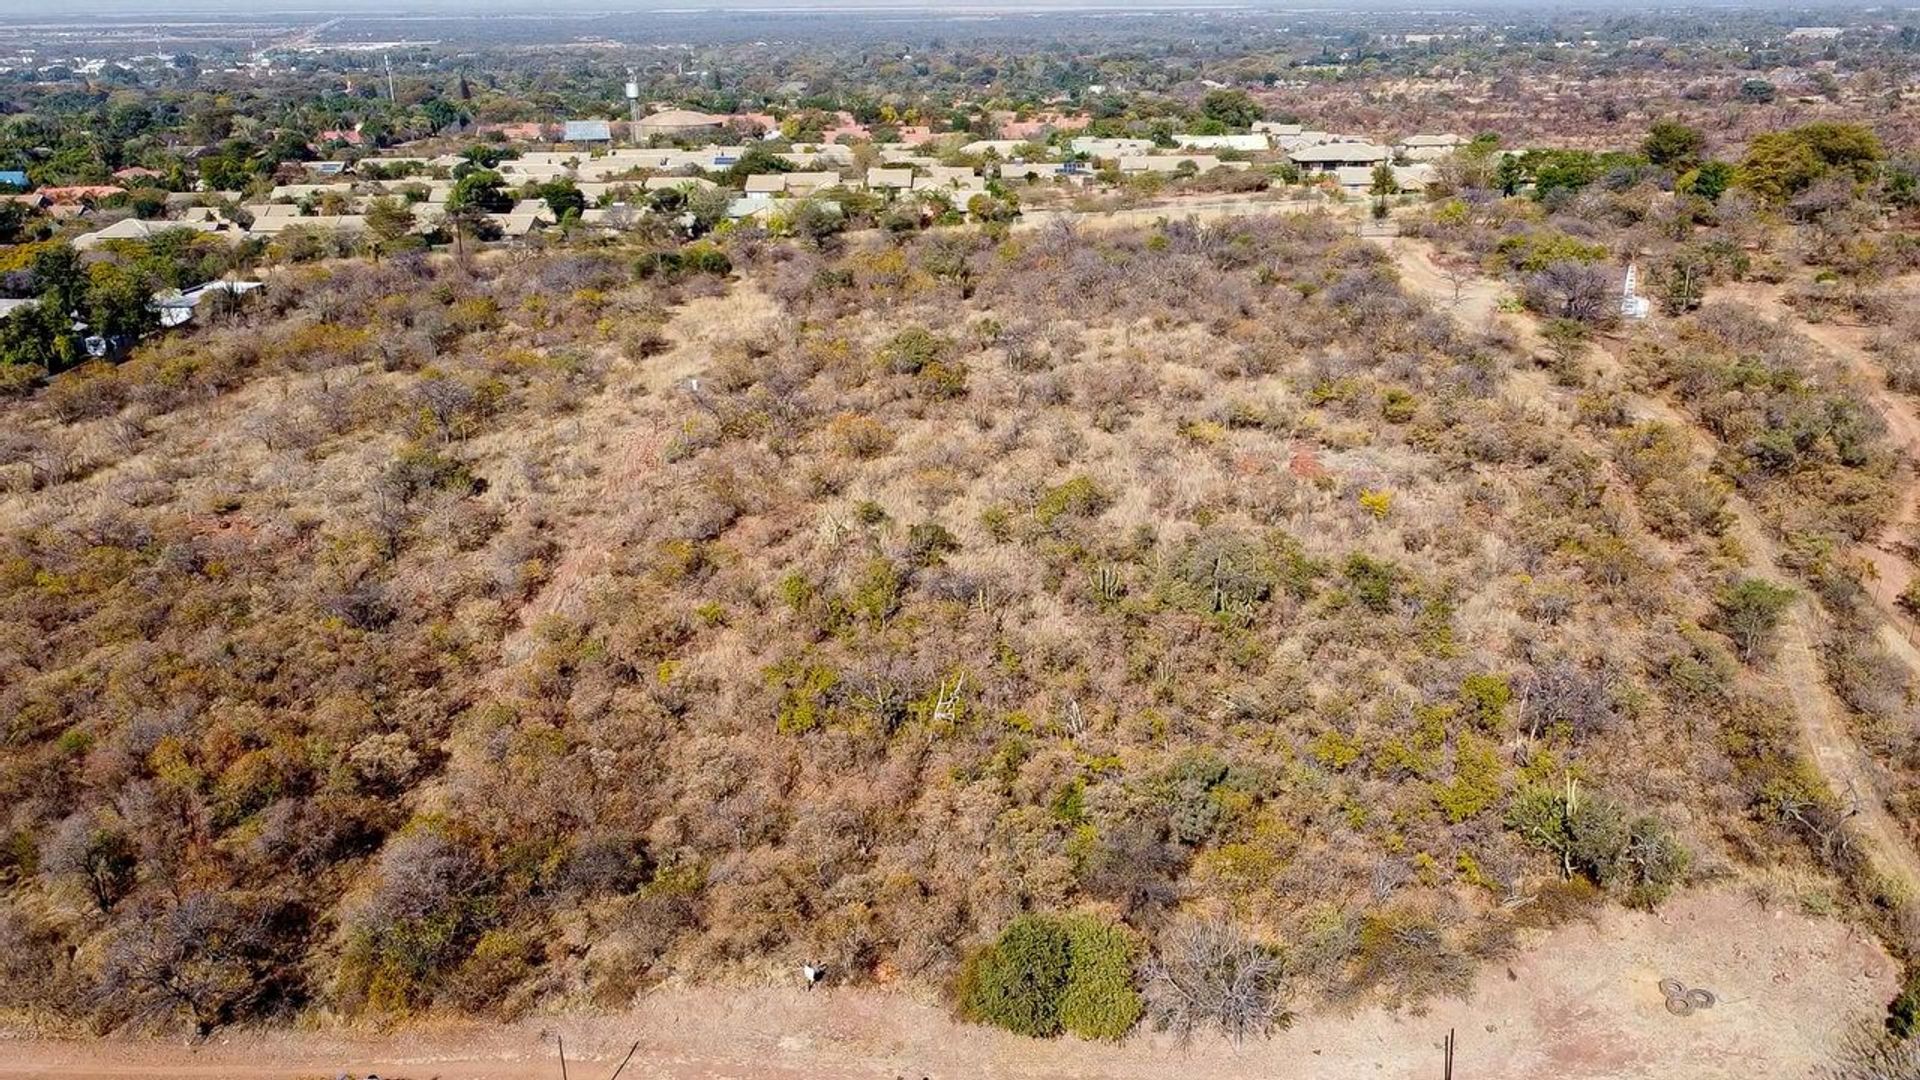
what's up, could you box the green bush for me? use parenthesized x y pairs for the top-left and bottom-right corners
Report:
(1434, 733), (1503, 823)
(1343, 553), (1398, 613)
(1160, 530), (1322, 620)
(1058, 918), (1143, 1040)
(1713, 577), (1796, 662)
(957, 913), (1142, 1040)
(1505, 784), (1690, 904)
(633, 242), (732, 282)
(1458, 673), (1511, 731)
(957, 915), (1072, 1036)
(1888, 965), (1920, 1039)
(878, 325), (950, 375)
(1034, 475), (1109, 527)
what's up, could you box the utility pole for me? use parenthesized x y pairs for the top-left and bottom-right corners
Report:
(384, 52), (397, 103)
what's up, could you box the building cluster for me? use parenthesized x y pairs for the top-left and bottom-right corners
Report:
(5, 99), (1472, 253)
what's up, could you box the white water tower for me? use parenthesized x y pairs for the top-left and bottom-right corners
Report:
(625, 69), (640, 135)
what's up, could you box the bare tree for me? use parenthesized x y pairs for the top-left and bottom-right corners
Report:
(1525, 260), (1615, 325)
(99, 891), (286, 1035)
(42, 811), (138, 914)
(1142, 915), (1287, 1042)
(1519, 658), (1617, 742)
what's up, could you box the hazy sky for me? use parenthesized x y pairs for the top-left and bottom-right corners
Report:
(0, 0), (1874, 19)
(5, 0), (1871, 12)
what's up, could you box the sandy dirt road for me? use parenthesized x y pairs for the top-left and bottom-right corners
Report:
(1375, 239), (1920, 907)
(1715, 280), (1920, 657)
(0, 889), (1892, 1080)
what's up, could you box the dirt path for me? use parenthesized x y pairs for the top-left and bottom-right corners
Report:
(1715, 280), (1920, 661)
(0, 889), (1892, 1080)
(1376, 242), (1920, 906)
(1373, 234), (1541, 350)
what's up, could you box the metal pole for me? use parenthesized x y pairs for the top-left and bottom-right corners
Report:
(606, 1040), (640, 1080)
(557, 1034), (569, 1080)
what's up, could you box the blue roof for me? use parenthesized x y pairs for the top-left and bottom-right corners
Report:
(563, 120), (612, 142)
(0, 170), (27, 189)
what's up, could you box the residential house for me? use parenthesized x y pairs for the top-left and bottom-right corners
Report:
(865, 167), (915, 191)
(1332, 163), (1436, 194)
(72, 217), (227, 251)
(820, 113), (871, 143)
(726, 195), (777, 220)
(1070, 136), (1155, 159)
(487, 213), (548, 239)
(743, 171), (841, 197)
(998, 112), (1090, 140)
(1289, 143), (1392, 171)
(959, 139), (1029, 158)
(239, 202), (305, 221)
(509, 199), (558, 224)
(727, 112), (779, 136)
(477, 122), (550, 141)
(1173, 133), (1270, 152)
(1396, 134), (1468, 161)
(356, 156), (431, 170)
(562, 120), (614, 144)
(268, 183), (354, 201)
(1118, 154), (1240, 175)
(579, 205), (645, 231)
(37, 185), (126, 203)
(1001, 162), (1086, 183)
(152, 280), (262, 327)
(634, 108), (726, 138)
(780, 144), (856, 168)
(247, 215), (367, 238)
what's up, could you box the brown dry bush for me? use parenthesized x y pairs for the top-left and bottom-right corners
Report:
(0, 217), (1801, 1034)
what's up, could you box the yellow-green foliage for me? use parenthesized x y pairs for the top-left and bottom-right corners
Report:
(1457, 674), (1511, 732)
(957, 913), (1142, 1041)
(767, 658), (840, 734)
(1434, 733), (1503, 822)
(1057, 917), (1144, 1041)
(1309, 729), (1362, 770)
(1034, 475), (1110, 527)
(1374, 706), (1447, 779)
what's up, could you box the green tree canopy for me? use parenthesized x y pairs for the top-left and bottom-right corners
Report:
(1200, 89), (1261, 130)
(1642, 119), (1705, 169)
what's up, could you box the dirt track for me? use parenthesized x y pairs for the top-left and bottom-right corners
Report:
(0, 889), (1892, 1080)
(1376, 241), (1920, 905)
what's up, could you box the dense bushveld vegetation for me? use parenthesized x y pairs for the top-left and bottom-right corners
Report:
(0, 207), (1894, 1040)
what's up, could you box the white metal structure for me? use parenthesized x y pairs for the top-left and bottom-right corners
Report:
(1621, 262), (1652, 320)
